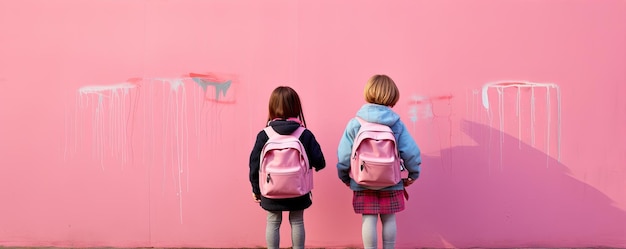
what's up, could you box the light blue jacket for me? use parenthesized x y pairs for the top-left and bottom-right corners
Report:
(337, 103), (422, 191)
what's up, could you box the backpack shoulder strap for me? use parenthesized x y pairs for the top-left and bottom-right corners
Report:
(355, 117), (381, 131)
(264, 126), (278, 138)
(291, 126), (306, 138)
(355, 117), (366, 126)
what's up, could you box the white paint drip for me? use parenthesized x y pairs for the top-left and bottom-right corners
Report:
(77, 83), (138, 169)
(71, 76), (234, 224)
(546, 87), (551, 167)
(497, 87), (504, 170)
(481, 81), (562, 168)
(531, 87), (536, 147)
(472, 89), (480, 136)
(153, 78), (190, 224)
(556, 88), (562, 161)
(516, 88), (521, 149)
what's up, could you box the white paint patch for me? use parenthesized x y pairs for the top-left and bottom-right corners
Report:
(408, 95), (434, 124)
(79, 83), (137, 95)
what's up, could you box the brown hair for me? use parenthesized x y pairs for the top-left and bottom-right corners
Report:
(364, 74), (400, 107)
(267, 86), (307, 127)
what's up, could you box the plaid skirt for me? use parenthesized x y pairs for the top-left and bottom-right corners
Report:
(353, 190), (405, 214)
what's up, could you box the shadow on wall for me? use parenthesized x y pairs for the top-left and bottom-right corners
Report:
(397, 120), (626, 248)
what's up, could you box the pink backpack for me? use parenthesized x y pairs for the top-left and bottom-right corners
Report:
(259, 126), (313, 198)
(350, 117), (404, 189)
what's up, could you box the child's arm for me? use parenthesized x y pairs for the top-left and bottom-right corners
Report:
(336, 119), (357, 184)
(396, 121), (422, 181)
(303, 130), (326, 171)
(249, 131), (268, 195)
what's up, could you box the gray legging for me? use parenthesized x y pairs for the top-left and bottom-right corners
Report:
(362, 213), (397, 249)
(266, 210), (305, 249)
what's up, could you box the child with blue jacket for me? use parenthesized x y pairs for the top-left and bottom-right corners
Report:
(337, 74), (422, 249)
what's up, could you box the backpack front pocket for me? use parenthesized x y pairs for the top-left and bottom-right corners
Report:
(354, 159), (401, 189)
(262, 167), (311, 198)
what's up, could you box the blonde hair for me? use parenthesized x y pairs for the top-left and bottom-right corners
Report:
(364, 74), (400, 107)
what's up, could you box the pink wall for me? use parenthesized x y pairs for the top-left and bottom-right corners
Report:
(1, 0), (625, 248)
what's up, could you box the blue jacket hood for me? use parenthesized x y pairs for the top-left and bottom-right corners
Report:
(356, 103), (400, 127)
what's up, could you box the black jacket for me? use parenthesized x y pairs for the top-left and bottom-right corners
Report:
(249, 119), (326, 211)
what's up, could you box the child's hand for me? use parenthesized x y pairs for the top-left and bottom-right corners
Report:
(403, 178), (415, 187)
(252, 193), (261, 203)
